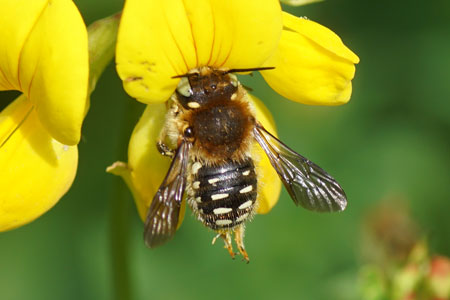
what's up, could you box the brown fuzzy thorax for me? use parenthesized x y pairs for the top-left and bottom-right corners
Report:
(184, 99), (254, 163)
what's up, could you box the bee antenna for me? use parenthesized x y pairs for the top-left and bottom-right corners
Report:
(241, 84), (253, 92)
(171, 72), (199, 79)
(224, 67), (275, 74)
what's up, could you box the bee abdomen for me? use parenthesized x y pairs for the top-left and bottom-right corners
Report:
(188, 158), (257, 230)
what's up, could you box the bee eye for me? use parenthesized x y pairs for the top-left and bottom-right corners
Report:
(211, 84), (217, 90)
(176, 77), (192, 97)
(184, 126), (194, 138)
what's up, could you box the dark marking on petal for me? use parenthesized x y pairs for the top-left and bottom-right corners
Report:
(125, 76), (143, 82)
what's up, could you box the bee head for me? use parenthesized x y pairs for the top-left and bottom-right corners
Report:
(174, 68), (238, 110)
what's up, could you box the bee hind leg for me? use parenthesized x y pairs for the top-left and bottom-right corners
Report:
(212, 232), (236, 260)
(234, 225), (250, 263)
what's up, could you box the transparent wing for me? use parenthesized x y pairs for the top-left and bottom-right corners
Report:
(144, 141), (191, 248)
(254, 124), (347, 212)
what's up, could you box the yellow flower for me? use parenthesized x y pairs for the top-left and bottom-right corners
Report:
(111, 0), (359, 224)
(0, 0), (88, 231)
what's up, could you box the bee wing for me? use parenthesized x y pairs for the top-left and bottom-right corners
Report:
(254, 124), (347, 212)
(144, 141), (192, 248)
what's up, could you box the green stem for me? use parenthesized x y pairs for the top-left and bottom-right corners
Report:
(109, 90), (138, 300)
(109, 95), (141, 300)
(86, 12), (135, 300)
(110, 173), (133, 300)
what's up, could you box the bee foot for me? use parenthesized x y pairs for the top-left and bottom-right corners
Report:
(219, 232), (236, 260)
(234, 226), (250, 263)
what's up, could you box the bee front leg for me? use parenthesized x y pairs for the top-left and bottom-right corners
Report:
(156, 141), (175, 158)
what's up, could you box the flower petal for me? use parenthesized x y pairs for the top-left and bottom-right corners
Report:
(116, 0), (282, 103)
(0, 95), (78, 231)
(110, 103), (178, 224)
(0, 0), (46, 90)
(247, 94), (282, 214)
(0, 0), (89, 145)
(262, 12), (359, 105)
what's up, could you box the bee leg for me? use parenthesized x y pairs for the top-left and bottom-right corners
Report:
(211, 233), (222, 245)
(156, 141), (175, 158)
(224, 232), (236, 260)
(214, 232), (235, 260)
(234, 226), (250, 263)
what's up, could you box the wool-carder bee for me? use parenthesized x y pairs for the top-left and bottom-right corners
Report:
(144, 66), (347, 262)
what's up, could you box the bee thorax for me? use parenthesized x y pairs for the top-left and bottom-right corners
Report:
(187, 100), (254, 162)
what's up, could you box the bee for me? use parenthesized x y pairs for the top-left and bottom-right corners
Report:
(144, 66), (347, 262)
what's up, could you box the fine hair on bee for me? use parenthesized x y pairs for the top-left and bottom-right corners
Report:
(144, 66), (347, 262)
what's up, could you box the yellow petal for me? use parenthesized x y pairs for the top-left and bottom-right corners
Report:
(283, 13), (359, 63)
(0, 0), (46, 90)
(0, 95), (78, 231)
(116, 0), (282, 103)
(107, 160), (187, 229)
(262, 12), (359, 105)
(247, 94), (282, 214)
(108, 103), (175, 224)
(0, 0), (89, 145)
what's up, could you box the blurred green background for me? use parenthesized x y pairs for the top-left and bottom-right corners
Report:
(1, 0), (449, 299)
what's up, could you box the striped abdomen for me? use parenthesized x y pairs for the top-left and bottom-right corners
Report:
(187, 158), (257, 230)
